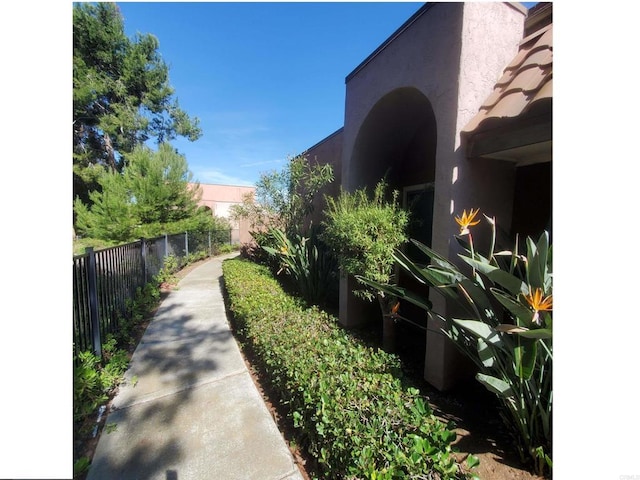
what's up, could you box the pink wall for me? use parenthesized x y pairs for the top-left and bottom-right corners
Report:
(189, 183), (256, 245)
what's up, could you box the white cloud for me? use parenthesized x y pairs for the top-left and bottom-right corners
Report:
(192, 167), (256, 187)
(239, 158), (284, 168)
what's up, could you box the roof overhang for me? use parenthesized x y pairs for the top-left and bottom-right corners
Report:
(462, 3), (552, 167)
(465, 112), (551, 165)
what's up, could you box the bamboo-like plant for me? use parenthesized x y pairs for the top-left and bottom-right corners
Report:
(358, 210), (552, 475)
(321, 180), (409, 350)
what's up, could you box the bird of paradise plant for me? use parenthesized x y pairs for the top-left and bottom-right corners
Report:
(357, 211), (552, 475)
(261, 226), (338, 308)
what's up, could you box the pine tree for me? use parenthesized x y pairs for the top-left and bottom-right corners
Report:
(73, 3), (202, 204)
(74, 144), (218, 243)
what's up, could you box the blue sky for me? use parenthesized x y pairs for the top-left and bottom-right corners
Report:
(117, 2), (537, 187)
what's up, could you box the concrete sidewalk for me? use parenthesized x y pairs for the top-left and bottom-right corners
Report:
(87, 253), (304, 480)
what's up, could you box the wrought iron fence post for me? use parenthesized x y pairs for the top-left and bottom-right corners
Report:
(229, 228), (232, 245)
(140, 238), (147, 284)
(185, 231), (189, 258)
(208, 230), (212, 257)
(86, 247), (102, 359)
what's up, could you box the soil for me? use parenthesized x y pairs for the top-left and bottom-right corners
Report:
(75, 257), (547, 480)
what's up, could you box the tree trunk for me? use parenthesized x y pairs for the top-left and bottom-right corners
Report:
(104, 132), (118, 171)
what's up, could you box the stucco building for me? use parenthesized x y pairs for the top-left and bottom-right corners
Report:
(190, 183), (255, 245)
(303, 2), (552, 390)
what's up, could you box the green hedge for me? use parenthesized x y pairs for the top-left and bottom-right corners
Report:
(222, 258), (473, 480)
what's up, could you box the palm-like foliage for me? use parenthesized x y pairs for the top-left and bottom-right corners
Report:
(358, 213), (552, 475)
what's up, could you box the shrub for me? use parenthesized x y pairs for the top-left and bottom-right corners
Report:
(155, 254), (179, 285)
(230, 154), (334, 236)
(74, 276), (163, 475)
(73, 336), (129, 423)
(321, 180), (409, 349)
(359, 210), (552, 475)
(223, 258), (474, 479)
(217, 243), (238, 254)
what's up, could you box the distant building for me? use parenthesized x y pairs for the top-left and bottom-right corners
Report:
(189, 183), (255, 245)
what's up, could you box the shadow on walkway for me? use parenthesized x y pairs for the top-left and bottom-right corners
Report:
(87, 253), (303, 480)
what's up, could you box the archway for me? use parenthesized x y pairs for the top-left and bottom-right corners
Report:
(347, 87), (437, 367)
(349, 87), (437, 193)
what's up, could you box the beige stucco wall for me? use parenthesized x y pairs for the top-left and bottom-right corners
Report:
(338, 2), (527, 390)
(429, 2), (526, 389)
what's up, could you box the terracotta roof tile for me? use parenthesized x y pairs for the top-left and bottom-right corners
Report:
(462, 23), (552, 136)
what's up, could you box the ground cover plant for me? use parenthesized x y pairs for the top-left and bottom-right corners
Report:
(359, 211), (552, 476)
(223, 258), (479, 480)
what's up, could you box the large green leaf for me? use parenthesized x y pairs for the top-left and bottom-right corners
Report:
(453, 319), (503, 347)
(476, 373), (514, 398)
(457, 251), (526, 296)
(393, 248), (431, 285)
(490, 288), (535, 327)
(527, 231), (549, 289)
(458, 255), (498, 276)
(459, 278), (495, 321)
(514, 336), (537, 380)
(355, 276), (432, 312)
(495, 324), (528, 334)
(262, 245), (278, 256)
(409, 239), (458, 271)
(477, 338), (495, 368)
(393, 252), (462, 300)
(425, 266), (465, 288)
(517, 328), (552, 339)
(486, 269), (527, 296)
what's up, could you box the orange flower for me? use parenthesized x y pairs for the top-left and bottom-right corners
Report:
(391, 302), (400, 316)
(455, 208), (481, 235)
(525, 288), (553, 312)
(525, 287), (552, 326)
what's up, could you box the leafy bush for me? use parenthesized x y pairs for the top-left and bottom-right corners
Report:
(223, 258), (474, 479)
(155, 254), (180, 285)
(230, 154), (334, 236)
(359, 210), (552, 475)
(217, 243), (238, 254)
(185, 249), (209, 265)
(73, 336), (129, 422)
(74, 277), (160, 422)
(321, 180), (409, 349)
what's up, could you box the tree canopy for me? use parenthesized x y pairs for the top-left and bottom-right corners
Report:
(229, 154), (334, 236)
(73, 2), (202, 203)
(74, 143), (223, 243)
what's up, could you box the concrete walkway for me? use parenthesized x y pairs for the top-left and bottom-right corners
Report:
(87, 253), (304, 480)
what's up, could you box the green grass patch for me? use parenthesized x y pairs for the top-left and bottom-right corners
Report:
(223, 258), (473, 479)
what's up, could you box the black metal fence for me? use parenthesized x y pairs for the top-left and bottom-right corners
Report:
(73, 229), (232, 360)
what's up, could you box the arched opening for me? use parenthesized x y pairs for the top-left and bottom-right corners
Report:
(200, 205), (213, 216)
(349, 87), (437, 192)
(347, 87), (437, 371)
